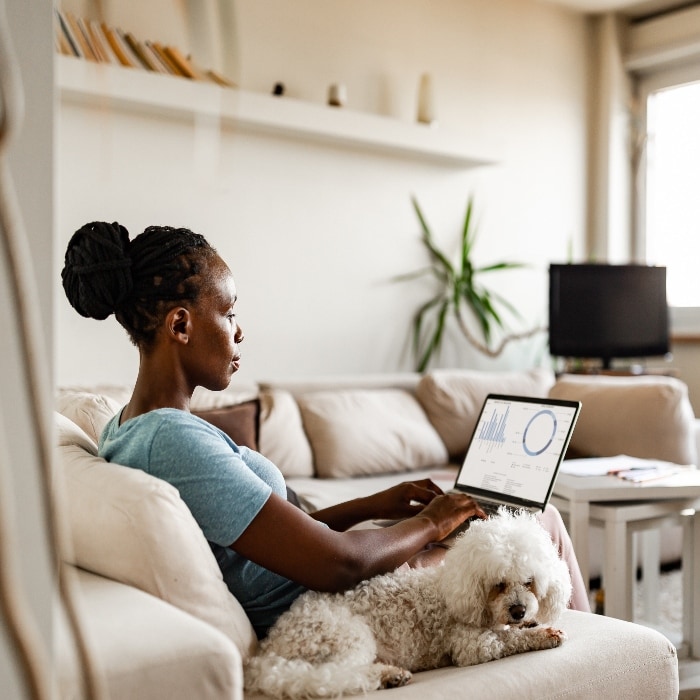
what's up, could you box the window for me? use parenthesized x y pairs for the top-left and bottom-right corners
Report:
(644, 80), (700, 307)
(637, 64), (700, 333)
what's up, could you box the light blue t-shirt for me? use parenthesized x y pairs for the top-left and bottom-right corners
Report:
(99, 408), (306, 638)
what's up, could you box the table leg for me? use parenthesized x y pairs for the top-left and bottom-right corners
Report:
(567, 501), (591, 593)
(640, 529), (660, 623)
(603, 517), (634, 620)
(690, 509), (699, 658)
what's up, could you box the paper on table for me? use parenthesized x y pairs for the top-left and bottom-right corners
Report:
(560, 454), (687, 478)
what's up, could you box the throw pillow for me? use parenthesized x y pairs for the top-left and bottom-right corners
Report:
(55, 412), (258, 659)
(192, 400), (260, 451)
(416, 368), (556, 459)
(297, 389), (448, 478)
(549, 374), (697, 465)
(257, 389), (315, 478)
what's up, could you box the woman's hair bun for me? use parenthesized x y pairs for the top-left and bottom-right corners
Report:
(61, 221), (134, 320)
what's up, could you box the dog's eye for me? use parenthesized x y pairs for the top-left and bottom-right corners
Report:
(524, 579), (534, 589)
(496, 582), (507, 594)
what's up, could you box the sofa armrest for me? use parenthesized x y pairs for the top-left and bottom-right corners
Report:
(58, 568), (243, 700)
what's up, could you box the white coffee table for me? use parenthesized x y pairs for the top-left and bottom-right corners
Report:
(551, 468), (700, 658)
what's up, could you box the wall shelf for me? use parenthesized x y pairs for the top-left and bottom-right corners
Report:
(57, 56), (495, 168)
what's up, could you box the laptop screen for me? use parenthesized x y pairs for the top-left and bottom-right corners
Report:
(453, 394), (581, 510)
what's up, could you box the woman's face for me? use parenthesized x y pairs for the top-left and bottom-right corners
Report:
(184, 256), (244, 392)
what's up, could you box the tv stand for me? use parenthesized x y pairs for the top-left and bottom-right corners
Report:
(572, 368), (678, 377)
(556, 358), (678, 378)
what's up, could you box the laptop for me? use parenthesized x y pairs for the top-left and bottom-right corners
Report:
(449, 393), (581, 516)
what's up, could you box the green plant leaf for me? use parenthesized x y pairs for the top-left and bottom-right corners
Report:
(461, 196), (475, 273)
(390, 267), (435, 283)
(411, 196), (454, 277)
(416, 298), (450, 372)
(411, 293), (446, 356)
(462, 287), (493, 341)
(476, 262), (525, 273)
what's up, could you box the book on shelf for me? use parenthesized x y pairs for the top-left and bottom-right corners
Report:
(55, 9), (81, 58)
(144, 41), (179, 75)
(64, 12), (98, 62)
(142, 41), (176, 74)
(162, 45), (199, 80)
(77, 17), (102, 62)
(149, 42), (187, 77)
(86, 19), (119, 65)
(100, 23), (138, 68)
(205, 68), (237, 88)
(123, 32), (164, 73)
(54, 16), (75, 57)
(54, 10), (238, 89)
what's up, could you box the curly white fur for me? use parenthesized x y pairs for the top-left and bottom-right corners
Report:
(245, 508), (572, 699)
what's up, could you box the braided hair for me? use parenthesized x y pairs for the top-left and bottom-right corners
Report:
(62, 222), (218, 347)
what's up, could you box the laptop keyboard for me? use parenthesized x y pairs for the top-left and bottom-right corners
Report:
(478, 500), (503, 516)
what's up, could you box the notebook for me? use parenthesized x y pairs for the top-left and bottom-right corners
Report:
(449, 394), (581, 515)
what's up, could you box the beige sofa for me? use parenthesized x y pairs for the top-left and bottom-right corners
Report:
(55, 369), (697, 699)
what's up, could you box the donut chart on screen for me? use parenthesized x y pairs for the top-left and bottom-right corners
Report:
(522, 409), (557, 456)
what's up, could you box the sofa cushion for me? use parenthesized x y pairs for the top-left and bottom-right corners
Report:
(297, 389), (448, 478)
(56, 391), (122, 444)
(55, 412), (258, 660)
(257, 389), (315, 478)
(58, 384), (133, 409)
(192, 400), (260, 451)
(549, 374), (698, 465)
(250, 611), (678, 700)
(416, 368), (556, 459)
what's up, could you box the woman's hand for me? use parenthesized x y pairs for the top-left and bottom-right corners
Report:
(364, 479), (445, 520)
(415, 492), (487, 542)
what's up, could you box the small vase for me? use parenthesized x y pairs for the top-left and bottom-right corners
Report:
(417, 73), (436, 125)
(328, 83), (347, 107)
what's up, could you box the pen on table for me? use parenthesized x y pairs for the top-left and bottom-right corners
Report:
(607, 466), (658, 475)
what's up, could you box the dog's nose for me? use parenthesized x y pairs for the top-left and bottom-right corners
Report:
(509, 604), (526, 621)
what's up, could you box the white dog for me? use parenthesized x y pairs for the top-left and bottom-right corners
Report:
(244, 508), (572, 699)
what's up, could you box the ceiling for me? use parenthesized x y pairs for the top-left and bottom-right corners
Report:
(545, 0), (695, 16)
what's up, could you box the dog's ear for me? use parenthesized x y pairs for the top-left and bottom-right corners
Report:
(438, 537), (494, 628)
(535, 558), (572, 623)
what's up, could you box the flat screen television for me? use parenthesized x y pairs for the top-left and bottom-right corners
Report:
(548, 263), (669, 369)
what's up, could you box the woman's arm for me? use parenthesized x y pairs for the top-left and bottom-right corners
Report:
(230, 490), (484, 592)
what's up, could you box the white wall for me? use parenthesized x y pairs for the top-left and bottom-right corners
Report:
(56, 0), (591, 388)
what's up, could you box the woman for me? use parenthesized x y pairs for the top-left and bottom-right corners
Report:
(61, 221), (589, 638)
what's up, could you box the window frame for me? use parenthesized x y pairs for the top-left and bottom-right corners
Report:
(634, 62), (700, 336)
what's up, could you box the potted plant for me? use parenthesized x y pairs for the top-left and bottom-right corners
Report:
(396, 194), (544, 371)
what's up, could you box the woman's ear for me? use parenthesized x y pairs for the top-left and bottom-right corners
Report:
(166, 307), (191, 344)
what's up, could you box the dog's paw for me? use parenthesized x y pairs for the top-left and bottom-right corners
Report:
(538, 626), (567, 647)
(379, 665), (412, 688)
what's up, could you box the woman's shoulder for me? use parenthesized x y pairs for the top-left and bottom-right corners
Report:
(111, 407), (217, 432)
(101, 407), (234, 453)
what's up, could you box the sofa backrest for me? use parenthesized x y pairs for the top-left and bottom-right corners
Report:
(256, 369), (559, 477)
